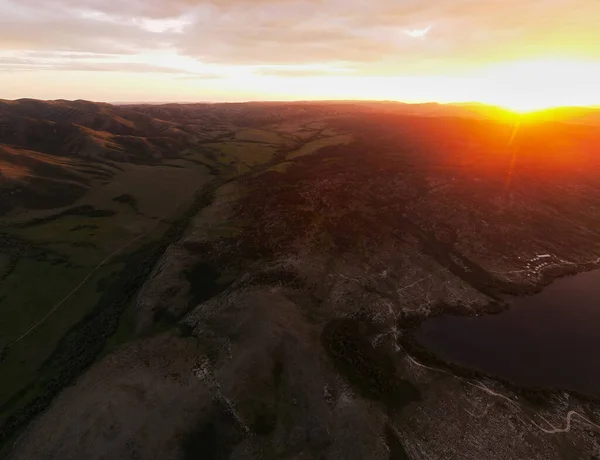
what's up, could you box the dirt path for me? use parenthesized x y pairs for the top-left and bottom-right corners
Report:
(401, 345), (600, 435)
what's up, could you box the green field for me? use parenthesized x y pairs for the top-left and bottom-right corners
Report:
(204, 142), (278, 166)
(266, 162), (294, 173)
(0, 255), (10, 279)
(0, 158), (213, 430)
(234, 128), (286, 144)
(0, 109), (356, 453)
(0, 260), (118, 408)
(286, 134), (354, 159)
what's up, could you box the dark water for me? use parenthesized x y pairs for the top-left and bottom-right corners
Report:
(417, 269), (600, 394)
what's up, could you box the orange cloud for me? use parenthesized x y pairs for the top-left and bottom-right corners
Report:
(2, 0), (600, 103)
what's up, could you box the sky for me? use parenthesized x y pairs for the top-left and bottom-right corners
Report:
(2, 0), (600, 110)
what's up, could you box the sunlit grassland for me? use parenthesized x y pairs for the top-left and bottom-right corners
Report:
(0, 161), (211, 227)
(10, 216), (140, 259)
(267, 118), (338, 139)
(234, 128), (286, 144)
(182, 129), (285, 180)
(266, 162), (293, 173)
(204, 142), (278, 166)
(269, 123), (322, 140)
(286, 134), (354, 160)
(82, 162), (210, 218)
(1, 161), (212, 262)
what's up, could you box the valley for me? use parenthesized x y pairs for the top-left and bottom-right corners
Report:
(1, 99), (600, 459)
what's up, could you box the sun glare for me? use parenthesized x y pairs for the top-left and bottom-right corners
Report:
(472, 59), (600, 113)
(222, 58), (600, 114)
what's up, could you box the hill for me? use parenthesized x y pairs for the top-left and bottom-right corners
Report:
(0, 99), (200, 216)
(2, 100), (600, 460)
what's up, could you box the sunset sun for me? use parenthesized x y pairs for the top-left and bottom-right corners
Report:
(472, 59), (600, 113)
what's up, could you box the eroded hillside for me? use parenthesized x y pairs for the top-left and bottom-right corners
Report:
(2, 101), (600, 459)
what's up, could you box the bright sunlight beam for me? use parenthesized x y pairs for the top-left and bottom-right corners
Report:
(472, 59), (600, 113)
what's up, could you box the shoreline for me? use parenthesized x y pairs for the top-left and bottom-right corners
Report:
(397, 260), (600, 406)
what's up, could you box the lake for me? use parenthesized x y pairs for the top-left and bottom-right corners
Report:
(417, 269), (600, 395)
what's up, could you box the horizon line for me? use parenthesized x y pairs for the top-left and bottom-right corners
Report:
(3, 97), (600, 113)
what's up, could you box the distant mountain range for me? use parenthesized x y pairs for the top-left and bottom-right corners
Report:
(4, 98), (600, 460)
(115, 99), (600, 126)
(2, 98), (599, 216)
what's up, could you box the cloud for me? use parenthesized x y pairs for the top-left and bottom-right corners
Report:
(0, 0), (182, 54)
(252, 65), (357, 77)
(0, 50), (237, 78)
(2, 0), (599, 76)
(171, 0), (600, 69)
(0, 56), (194, 74)
(11, 0), (197, 20)
(176, 73), (229, 80)
(405, 25), (431, 38)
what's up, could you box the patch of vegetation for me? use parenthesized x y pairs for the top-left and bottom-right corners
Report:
(0, 255), (8, 275)
(0, 241), (163, 451)
(0, 255), (16, 282)
(95, 266), (124, 293)
(12, 215), (140, 259)
(0, 181), (218, 454)
(204, 142), (277, 167)
(0, 232), (67, 265)
(385, 424), (409, 460)
(237, 267), (305, 290)
(81, 161), (212, 219)
(112, 193), (139, 212)
(15, 205), (116, 228)
(322, 318), (420, 409)
(70, 224), (99, 232)
(265, 162), (293, 173)
(181, 399), (247, 460)
(234, 128), (286, 144)
(286, 134), (353, 160)
(101, 297), (137, 352)
(0, 260), (116, 409)
(185, 262), (224, 307)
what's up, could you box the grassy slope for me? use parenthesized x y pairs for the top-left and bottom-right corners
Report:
(0, 104), (350, 456)
(0, 255), (9, 279)
(234, 128), (286, 144)
(0, 159), (212, 433)
(287, 134), (354, 160)
(0, 262), (118, 407)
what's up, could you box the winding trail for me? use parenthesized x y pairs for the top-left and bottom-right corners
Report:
(335, 241), (600, 435)
(401, 346), (600, 435)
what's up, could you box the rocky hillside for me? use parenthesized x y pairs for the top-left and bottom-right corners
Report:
(3, 101), (600, 460)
